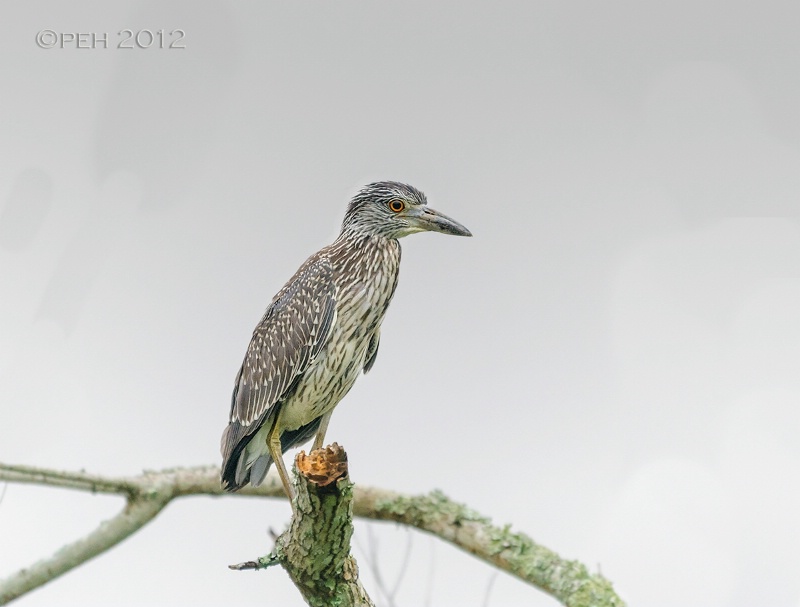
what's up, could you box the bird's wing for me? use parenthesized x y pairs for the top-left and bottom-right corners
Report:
(221, 256), (336, 461)
(363, 329), (380, 373)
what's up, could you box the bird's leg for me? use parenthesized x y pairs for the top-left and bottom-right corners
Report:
(312, 410), (333, 451)
(267, 421), (296, 509)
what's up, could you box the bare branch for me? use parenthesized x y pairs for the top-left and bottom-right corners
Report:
(391, 531), (413, 601)
(355, 523), (396, 607)
(482, 571), (498, 607)
(0, 491), (169, 604)
(0, 463), (141, 496)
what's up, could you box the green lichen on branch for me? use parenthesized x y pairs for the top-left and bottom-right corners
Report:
(357, 488), (625, 607)
(374, 488), (490, 528)
(229, 551), (281, 571)
(486, 525), (623, 607)
(281, 476), (357, 603)
(232, 445), (374, 607)
(2, 461), (626, 607)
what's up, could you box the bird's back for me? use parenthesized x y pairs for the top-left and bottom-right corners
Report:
(220, 233), (401, 490)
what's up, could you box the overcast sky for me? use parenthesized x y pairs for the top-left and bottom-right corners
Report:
(2, 2), (799, 606)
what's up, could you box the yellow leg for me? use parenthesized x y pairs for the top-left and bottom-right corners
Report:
(267, 421), (296, 510)
(312, 411), (333, 451)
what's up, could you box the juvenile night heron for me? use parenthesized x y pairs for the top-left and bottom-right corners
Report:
(220, 182), (471, 504)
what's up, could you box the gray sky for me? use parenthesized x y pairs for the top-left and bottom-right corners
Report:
(2, 2), (799, 606)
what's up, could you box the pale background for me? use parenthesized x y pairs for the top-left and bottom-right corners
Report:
(1, 2), (799, 606)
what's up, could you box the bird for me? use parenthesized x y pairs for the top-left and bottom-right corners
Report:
(220, 182), (471, 507)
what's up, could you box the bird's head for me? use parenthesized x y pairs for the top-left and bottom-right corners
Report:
(341, 181), (472, 240)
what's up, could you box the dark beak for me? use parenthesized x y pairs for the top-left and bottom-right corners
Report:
(407, 206), (472, 237)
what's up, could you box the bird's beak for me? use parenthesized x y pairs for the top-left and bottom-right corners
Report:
(405, 206), (472, 237)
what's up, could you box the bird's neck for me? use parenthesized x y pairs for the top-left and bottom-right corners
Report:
(335, 227), (396, 249)
(328, 230), (401, 275)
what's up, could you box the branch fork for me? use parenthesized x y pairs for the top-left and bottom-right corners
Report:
(0, 455), (625, 607)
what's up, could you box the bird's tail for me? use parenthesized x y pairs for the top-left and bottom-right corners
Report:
(220, 423), (274, 491)
(221, 450), (274, 491)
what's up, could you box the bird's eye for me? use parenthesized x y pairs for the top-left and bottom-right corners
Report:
(388, 200), (405, 213)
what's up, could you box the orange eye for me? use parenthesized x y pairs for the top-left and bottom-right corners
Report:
(389, 200), (405, 213)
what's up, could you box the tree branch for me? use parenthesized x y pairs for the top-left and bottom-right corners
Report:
(353, 487), (622, 607)
(232, 444), (374, 606)
(0, 492), (169, 604)
(0, 461), (625, 607)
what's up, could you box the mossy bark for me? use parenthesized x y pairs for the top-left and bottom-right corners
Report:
(251, 444), (374, 607)
(354, 488), (625, 607)
(1, 461), (626, 606)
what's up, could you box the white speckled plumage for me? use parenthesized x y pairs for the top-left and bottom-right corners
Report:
(220, 182), (470, 494)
